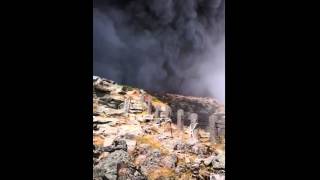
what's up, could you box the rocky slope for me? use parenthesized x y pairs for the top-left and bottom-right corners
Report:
(93, 76), (225, 180)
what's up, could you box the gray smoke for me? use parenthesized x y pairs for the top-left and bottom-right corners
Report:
(93, 0), (225, 103)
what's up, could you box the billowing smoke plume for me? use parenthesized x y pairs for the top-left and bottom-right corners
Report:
(93, 0), (225, 103)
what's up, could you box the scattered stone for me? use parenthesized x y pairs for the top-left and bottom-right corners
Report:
(102, 139), (128, 152)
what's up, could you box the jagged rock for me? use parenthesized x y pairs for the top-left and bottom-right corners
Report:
(93, 149), (129, 180)
(93, 140), (146, 180)
(94, 83), (112, 94)
(99, 97), (123, 109)
(102, 139), (128, 152)
(93, 150), (146, 180)
(129, 102), (144, 113)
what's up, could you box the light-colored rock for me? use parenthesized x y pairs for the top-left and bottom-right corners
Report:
(204, 155), (215, 166)
(117, 125), (143, 137)
(160, 155), (177, 168)
(210, 174), (225, 180)
(194, 158), (203, 164)
(199, 131), (210, 138)
(134, 154), (147, 166)
(103, 135), (116, 147)
(126, 139), (137, 153)
(212, 153), (225, 169)
(93, 77), (225, 180)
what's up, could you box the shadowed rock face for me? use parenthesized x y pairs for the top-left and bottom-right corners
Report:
(149, 92), (224, 130)
(93, 140), (146, 180)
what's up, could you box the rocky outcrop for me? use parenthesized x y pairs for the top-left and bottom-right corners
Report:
(93, 139), (146, 180)
(93, 76), (225, 180)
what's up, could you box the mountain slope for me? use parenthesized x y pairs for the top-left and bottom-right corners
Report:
(93, 76), (225, 180)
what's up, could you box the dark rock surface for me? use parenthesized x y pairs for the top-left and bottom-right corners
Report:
(93, 140), (146, 180)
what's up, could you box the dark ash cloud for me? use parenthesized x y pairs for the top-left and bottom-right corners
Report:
(93, 0), (225, 103)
